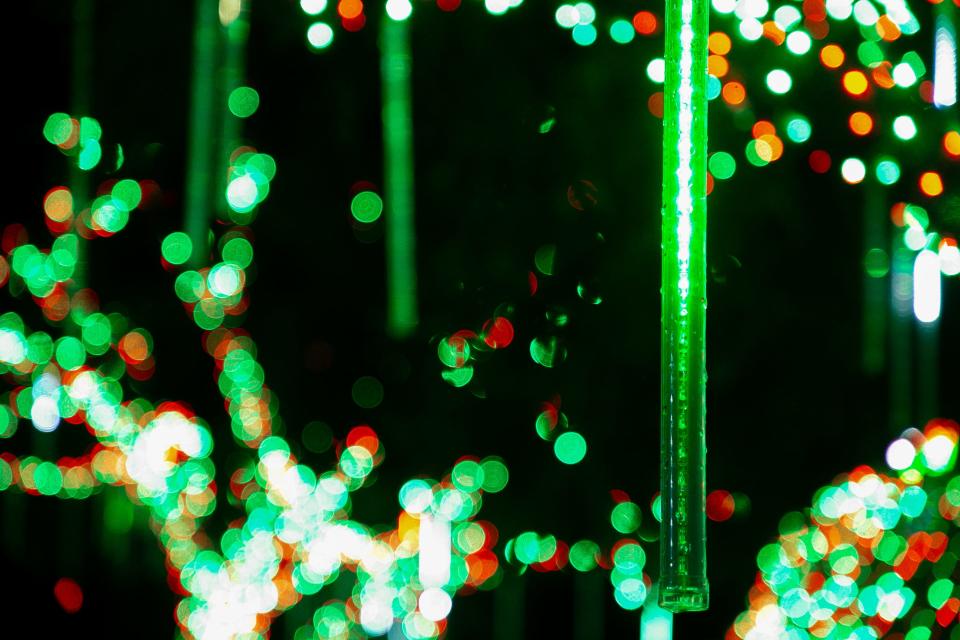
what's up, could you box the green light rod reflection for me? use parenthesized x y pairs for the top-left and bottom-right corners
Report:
(659, 0), (709, 613)
(381, 14), (419, 339)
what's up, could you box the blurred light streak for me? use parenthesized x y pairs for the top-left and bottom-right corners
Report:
(913, 249), (941, 323)
(862, 185), (887, 375)
(184, 0), (221, 266)
(933, 5), (957, 108)
(642, 584), (675, 639)
(418, 513), (451, 588)
(382, 14), (419, 338)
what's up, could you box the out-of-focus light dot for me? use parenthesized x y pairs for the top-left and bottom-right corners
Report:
(739, 18), (763, 41)
(31, 396), (60, 432)
(351, 376), (384, 409)
(569, 540), (599, 571)
(921, 434), (954, 470)
(54, 578), (83, 614)
(572, 23), (597, 46)
(875, 159), (900, 185)
(228, 87), (260, 118)
(893, 115), (917, 140)
(886, 438), (915, 470)
(786, 31), (811, 54)
(820, 44), (845, 68)
(300, 0), (327, 14)
(713, 0), (736, 13)
(940, 243), (960, 276)
(709, 32), (732, 55)
(706, 489), (736, 521)
(419, 588), (452, 622)
(226, 174), (258, 211)
(351, 191), (383, 223)
(848, 111), (873, 135)
(766, 69), (792, 94)
(786, 116), (811, 143)
(208, 263), (241, 297)
(574, 2), (595, 24)
(162, 232), (193, 265)
(919, 171), (943, 197)
(480, 457), (509, 492)
(554, 431), (587, 464)
(609, 19), (635, 44)
(555, 5), (579, 28)
(841, 158), (866, 184)
(843, 70), (869, 96)
(647, 58), (665, 83)
(307, 22), (334, 49)
(904, 226), (927, 251)
(485, 0), (510, 15)
(826, 0), (853, 20)
(892, 62), (917, 87)
(707, 75), (721, 100)
(632, 11), (657, 34)
(610, 501), (642, 533)
(722, 81), (746, 105)
(773, 5), (801, 29)
(864, 247), (890, 277)
(709, 151), (737, 180)
(386, 0), (412, 21)
(944, 131), (960, 158)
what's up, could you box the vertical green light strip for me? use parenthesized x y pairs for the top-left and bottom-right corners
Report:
(381, 15), (419, 339)
(69, 0), (92, 293)
(659, 0), (709, 613)
(183, 0), (221, 267)
(889, 241), (913, 430)
(217, 1), (250, 220)
(861, 185), (886, 375)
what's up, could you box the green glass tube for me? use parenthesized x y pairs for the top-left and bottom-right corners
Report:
(68, 0), (92, 294)
(381, 15), (419, 339)
(217, 2), (251, 221)
(659, 0), (709, 613)
(183, 0), (220, 268)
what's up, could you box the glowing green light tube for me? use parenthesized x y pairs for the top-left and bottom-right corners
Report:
(69, 0), (92, 292)
(183, 0), (220, 267)
(659, 0), (709, 613)
(381, 14), (419, 339)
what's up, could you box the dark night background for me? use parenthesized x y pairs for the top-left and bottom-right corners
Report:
(2, 0), (957, 638)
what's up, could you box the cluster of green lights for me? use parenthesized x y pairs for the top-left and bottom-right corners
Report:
(42, 112), (107, 171)
(534, 402), (588, 465)
(169, 233), (254, 330)
(436, 315), (515, 389)
(225, 150), (276, 223)
(730, 419), (960, 639)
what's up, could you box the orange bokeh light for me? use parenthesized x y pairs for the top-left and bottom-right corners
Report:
(820, 44), (845, 68)
(848, 111), (874, 136)
(842, 70), (869, 96)
(722, 81), (746, 105)
(919, 172), (944, 197)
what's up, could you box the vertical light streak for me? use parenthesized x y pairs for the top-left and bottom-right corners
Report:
(418, 513), (450, 588)
(69, 0), (92, 293)
(642, 584), (675, 640)
(862, 186), (886, 375)
(659, 0), (709, 614)
(914, 249), (941, 323)
(381, 14), (419, 339)
(184, 0), (221, 267)
(217, 0), (250, 220)
(933, 4), (957, 109)
(889, 243), (913, 429)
